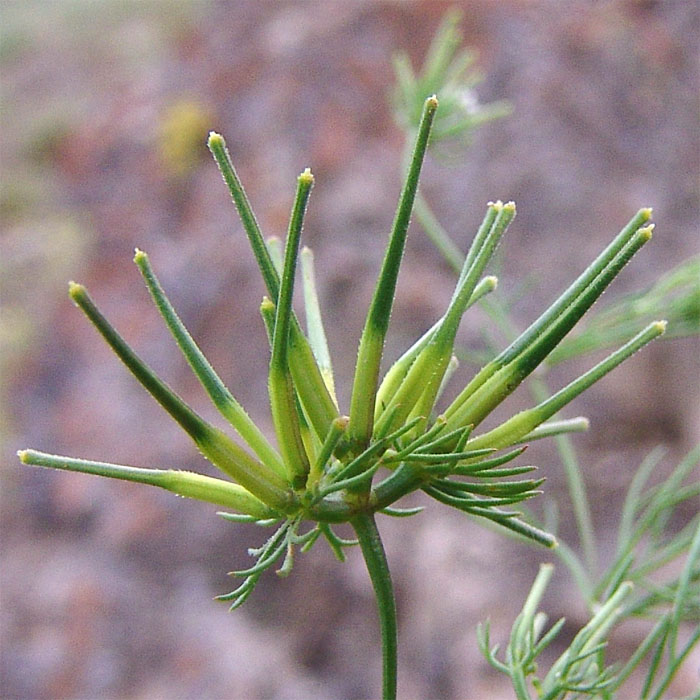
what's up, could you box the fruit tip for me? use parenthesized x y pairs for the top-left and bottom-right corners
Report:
(207, 131), (224, 148)
(68, 280), (85, 299)
(299, 167), (314, 185)
(334, 415), (350, 429)
(638, 223), (654, 241)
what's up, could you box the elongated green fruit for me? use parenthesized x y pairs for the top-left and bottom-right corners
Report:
(495, 206), (651, 364)
(467, 321), (666, 451)
(208, 132), (338, 439)
(269, 168), (314, 487)
(446, 224), (654, 430)
(347, 95), (439, 453)
(448, 207), (653, 414)
(18, 449), (276, 519)
(133, 249), (284, 477)
(377, 203), (514, 436)
(69, 281), (209, 441)
(514, 225), (654, 375)
(301, 246), (337, 405)
(374, 274), (497, 416)
(68, 282), (289, 508)
(261, 293), (315, 460)
(208, 132), (281, 296)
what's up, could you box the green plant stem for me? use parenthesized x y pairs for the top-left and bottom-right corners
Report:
(352, 513), (398, 700)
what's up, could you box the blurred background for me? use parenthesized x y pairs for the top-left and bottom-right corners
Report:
(1, 1), (698, 698)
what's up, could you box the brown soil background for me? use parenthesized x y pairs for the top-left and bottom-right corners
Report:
(2, 1), (698, 698)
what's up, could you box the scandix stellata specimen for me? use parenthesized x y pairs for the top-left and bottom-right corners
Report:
(19, 95), (673, 699)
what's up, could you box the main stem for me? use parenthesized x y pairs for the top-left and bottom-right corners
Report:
(352, 513), (398, 700)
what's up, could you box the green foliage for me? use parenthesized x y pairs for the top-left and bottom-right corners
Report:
(478, 564), (632, 699)
(478, 449), (700, 699)
(392, 9), (511, 154)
